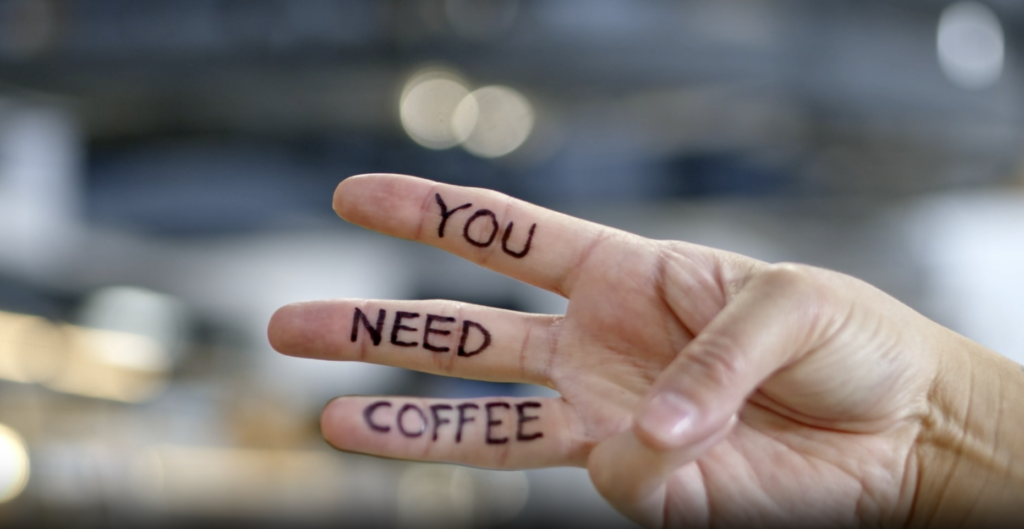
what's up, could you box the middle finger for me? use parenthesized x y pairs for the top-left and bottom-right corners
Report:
(268, 299), (561, 387)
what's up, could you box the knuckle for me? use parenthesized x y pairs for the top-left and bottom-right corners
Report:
(761, 262), (830, 305)
(764, 262), (814, 286)
(687, 333), (745, 386)
(757, 263), (847, 342)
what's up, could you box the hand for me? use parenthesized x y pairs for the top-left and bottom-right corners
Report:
(268, 174), (1024, 527)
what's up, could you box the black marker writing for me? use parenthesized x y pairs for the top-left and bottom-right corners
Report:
(423, 314), (455, 352)
(351, 308), (492, 357)
(456, 403), (478, 443)
(458, 320), (492, 357)
(501, 221), (537, 258)
(485, 402), (511, 445)
(362, 400), (543, 444)
(463, 209), (499, 247)
(352, 308), (386, 346)
(436, 194), (472, 238)
(397, 404), (427, 438)
(364, 400), (392, 432)
(437, 193), (537, 259)
(390, 311), (420, 347)
(516, 402), (543, 441)
(430, 404), (452, 441)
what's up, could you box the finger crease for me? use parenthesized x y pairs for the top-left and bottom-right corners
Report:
(544, 316), (565, 386)
(654, 245), (695, 342)
(356, 299), (372, 362)
(417, 182), (442, 241)
(559, 229), (611, 297)
(446, 301), (465, 375)
(519, 321), (532, 383)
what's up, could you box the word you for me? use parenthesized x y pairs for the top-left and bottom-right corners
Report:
(435, 194), (537, 258)
(351, 308), (491, 357)
(363, 400), (543, 444)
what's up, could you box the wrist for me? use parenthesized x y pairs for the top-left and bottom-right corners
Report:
(910, 330), (1024, 527)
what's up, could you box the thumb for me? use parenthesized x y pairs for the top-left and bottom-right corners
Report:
(636, 265), (833, 451)
(589, 415), (737, 528)
(591, 265), (842, 526)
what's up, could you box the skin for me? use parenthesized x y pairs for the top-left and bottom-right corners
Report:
(268, 174), (1024, 528)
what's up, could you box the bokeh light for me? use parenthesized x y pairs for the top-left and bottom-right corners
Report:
(131, 445), (346, 517)
(937, 2), (1004, 89)
(452, 467), (529, 525)
(45, 326), (170, 403)
(0, 308), (171, 403)
(0, 423), (30, 504)
(0, 311), (65, 383)
(396, 464), (474, 527)
(395, 464), (529, 527)
(400, 69), (473, 150)
(453, 85), (534, 158)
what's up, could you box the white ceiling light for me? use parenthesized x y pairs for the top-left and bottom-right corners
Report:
(0, 423), (29, 504)
(400, 69), (472, 150)
(937, 2), (1004, 90)
(452, 85), (534, 158)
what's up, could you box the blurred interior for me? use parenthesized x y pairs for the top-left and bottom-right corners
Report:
(1, 0), (1023, 527)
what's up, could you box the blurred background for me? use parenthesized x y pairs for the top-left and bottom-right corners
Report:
(0, 0), (1022, 527)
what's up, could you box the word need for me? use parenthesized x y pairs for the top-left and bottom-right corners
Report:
(351, 308), (492, 357)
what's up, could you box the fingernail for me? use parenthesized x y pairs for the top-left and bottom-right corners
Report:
(637, 393), (696, 447)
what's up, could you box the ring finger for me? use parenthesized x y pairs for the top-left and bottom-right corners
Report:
(322, 396), (585, 468)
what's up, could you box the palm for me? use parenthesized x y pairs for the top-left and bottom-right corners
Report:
(547, 240), (925, 525)
(270, 174), (935, 527)
(551, 243), (695, 436)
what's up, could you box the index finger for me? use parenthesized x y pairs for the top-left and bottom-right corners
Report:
(333, 174), (629, 297)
